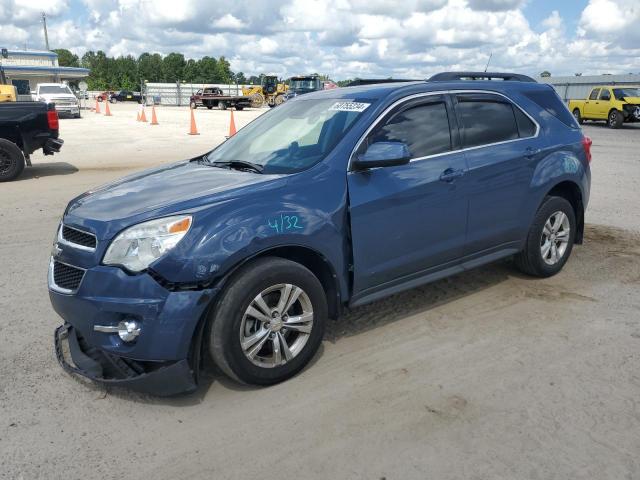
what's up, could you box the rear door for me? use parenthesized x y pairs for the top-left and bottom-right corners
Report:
(347, 94), (469, 295)
(584, 88), (600, 118)
(452, 92), (540, 255)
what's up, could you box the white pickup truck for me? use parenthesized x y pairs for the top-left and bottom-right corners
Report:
(33, 83), (80, 118)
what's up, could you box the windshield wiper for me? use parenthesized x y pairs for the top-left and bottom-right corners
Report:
(209, 160), (264, 174)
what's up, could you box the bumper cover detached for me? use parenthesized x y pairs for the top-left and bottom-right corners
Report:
(55, 324), (197, 396)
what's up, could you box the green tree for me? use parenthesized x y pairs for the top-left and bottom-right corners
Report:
(198, 56), (218, 83)
(53, 48), (79, 67)
(234, 71), (247, 84)
(138, 53), (163, 83)
(183, 59), (199, 82)
(162, 53), (186, 82)
(214, 56), (232, 83)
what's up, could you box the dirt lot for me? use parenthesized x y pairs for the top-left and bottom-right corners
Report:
(1, 104), (639, 480)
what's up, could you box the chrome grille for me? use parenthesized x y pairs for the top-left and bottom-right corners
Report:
(61, 225), (97, 250)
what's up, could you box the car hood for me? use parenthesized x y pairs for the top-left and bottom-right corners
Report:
(622, 97), (640, 104)
(40, 94), (77, 103)
(65, 160), (285, 236)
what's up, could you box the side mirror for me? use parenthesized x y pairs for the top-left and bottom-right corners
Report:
(352, 141), (411, 170)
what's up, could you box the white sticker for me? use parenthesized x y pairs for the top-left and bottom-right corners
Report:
(329, 101), (370, 112)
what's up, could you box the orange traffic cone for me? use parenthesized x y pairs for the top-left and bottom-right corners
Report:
(188, 107), (199, 135)
(104, 100), (112, 116)
(228, 109), (237, 137)
(150, 105), (159, 125)
(139, 106), (148, 123)
(95, 99), (101, 114)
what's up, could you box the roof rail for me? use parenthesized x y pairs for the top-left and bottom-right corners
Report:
(427, 72), (537, 83)
(347, 78), (419, 87)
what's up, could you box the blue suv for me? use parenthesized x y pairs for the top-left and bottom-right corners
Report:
(50, 72), (592, 395)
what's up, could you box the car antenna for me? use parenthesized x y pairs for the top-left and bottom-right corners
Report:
(484, 52), (492, 73)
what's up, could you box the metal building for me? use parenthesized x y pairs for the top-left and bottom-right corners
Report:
(539, 74), (640, 101)
(0, 48), (90, 101)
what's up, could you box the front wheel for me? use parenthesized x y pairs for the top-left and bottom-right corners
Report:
(608, 109), (623, 129)
(514, 196), (576, 277)
(218, 101), (228, 110)
(209, 257), (327, 385)
(110, 97), (117, 104)
(190, 101), (197, 109)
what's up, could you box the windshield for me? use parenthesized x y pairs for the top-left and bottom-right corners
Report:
(290, 79), (319, 91)
(613, 88), (640, 100)
(39, 85), (72, 95)
(206, 98), (372, 174)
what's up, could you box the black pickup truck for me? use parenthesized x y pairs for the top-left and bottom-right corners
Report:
(0, 102), (64, 182)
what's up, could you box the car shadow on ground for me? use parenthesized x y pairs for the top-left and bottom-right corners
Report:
(17, 162), (78, 180)
(101, 259), (516, 406)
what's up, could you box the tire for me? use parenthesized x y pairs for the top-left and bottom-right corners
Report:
(209, 257), (327, 385)
(514, 196), (576, 278)
(608, 109), (623, 129)
(0, 139), (26, 182)
(274, 94), (285, 106)
(235, 106), (244, 111)
(190, 101), (197, 109)
(218, 101), (228, 111)
(97, 96), (103, 102)
(110, 97), (117, 104)
(206, 105), (213, 110)
(572, 109), (583, 125)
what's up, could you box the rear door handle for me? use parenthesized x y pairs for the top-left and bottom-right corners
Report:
(439, 168), (465, 182)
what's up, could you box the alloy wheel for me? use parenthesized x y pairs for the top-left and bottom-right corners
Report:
(239, 283), (314, 368)
(540, 211), (571, 265)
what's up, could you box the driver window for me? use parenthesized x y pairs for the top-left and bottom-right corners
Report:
(365, 101), (452, 159)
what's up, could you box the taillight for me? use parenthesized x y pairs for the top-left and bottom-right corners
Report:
(47, 109), (59, 130)
(582, 136), (592, 164)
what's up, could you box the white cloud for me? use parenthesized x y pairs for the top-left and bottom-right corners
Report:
(1, 0), (639, 79)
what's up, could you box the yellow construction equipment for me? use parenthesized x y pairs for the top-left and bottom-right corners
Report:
(0, 84), (17, 102)
(242, 75), (288, 108)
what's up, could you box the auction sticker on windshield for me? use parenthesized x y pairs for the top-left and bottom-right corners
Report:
(329, 101), (370, 112)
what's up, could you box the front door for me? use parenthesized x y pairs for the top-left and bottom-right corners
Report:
(584, 88), (600, 118)
(347, 94), (469, 297)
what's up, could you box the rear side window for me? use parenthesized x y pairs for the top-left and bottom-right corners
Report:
(369, 101), (452, 158)
(599, 89), (611, 101)
(523, 89), (580, 129)
(514, 107), (537, 137)
(455, 98), (519, 148)
(589, 89), (600, 100)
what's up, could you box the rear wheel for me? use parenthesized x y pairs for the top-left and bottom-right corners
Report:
(206, 105), (213, 110)
(0, 139), (26, 182)
(110, 97), (117, 104)
(235, 105), (244, 111)
(218, 101), (228, 110)
(608, 109), (623, 128)
(209, 257), (327, 385)
(572, 109), (583, 125)
(514, 196), (576, 277)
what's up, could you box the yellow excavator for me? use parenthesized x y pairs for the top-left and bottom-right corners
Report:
(242, 75), (288, 108)
(0, 68), (17, 102)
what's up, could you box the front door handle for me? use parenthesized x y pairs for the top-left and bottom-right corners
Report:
(439, 168), (465, 182)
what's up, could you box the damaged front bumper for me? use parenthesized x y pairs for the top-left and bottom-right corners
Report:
(55, 323), (198, 396)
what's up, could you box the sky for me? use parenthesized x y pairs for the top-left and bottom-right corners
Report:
(1, 0), (639, 80)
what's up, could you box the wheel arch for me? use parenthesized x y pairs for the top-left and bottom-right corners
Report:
(545, 180), (584, 244)
(215, 244), (342, 320)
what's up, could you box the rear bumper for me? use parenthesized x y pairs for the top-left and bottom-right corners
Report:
(55, 324), (197, 396)
(43, 137), (64, 155)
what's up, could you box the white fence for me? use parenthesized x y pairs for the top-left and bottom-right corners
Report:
(145, 83), (250, 106)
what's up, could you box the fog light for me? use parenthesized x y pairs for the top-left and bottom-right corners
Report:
(118, 320), (141, 342)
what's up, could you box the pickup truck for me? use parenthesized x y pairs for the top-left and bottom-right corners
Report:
(0, 102), (64, 181)
(569, 86), (640, 128)
(189, 87), (251, 110)
(33, 83), (81, 118)
(50, 72), (591, 396)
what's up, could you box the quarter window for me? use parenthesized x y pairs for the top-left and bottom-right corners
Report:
(513, 107), (537, 138)
(455, 98), (519, 148)
(368, 101), (452, 159)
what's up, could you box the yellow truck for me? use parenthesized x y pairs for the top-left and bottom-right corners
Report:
(568, 86), (640, 128)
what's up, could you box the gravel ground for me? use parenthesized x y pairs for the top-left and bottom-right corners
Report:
(1, 105), (639, 480)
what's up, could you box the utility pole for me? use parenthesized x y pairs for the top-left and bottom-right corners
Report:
(42, 12), (50, 51)
(484, 52), (492, 73)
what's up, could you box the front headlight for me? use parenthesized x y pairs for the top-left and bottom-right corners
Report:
(103, 215), (192, 272)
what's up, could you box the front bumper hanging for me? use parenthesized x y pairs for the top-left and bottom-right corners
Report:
(54, 324), (198, 396)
